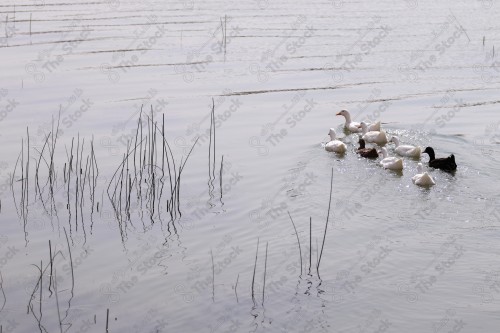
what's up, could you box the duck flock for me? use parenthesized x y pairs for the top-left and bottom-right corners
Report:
(325, 110), (458, 187)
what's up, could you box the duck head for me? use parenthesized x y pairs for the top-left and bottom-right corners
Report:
(328, 128), (337, 140)
(336, 110), (351, 122)
(378, 147), (389, 158)
(357, 121), (368, 133)
(422, 147), (435, 160)
(389, 135), (400, 146)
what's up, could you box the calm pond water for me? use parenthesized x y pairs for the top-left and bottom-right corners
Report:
(1, 0), (500, 332)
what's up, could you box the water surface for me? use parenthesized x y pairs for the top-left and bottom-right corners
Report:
(1, 0), (500, 332)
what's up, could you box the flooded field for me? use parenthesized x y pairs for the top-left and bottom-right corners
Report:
(1, 0), (500, 332)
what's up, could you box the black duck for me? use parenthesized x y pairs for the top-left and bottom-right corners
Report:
(422, 147), (457, 171)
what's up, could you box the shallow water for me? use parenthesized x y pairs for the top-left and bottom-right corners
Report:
(1, 0), (500, 332)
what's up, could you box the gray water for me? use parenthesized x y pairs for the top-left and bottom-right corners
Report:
(1, 0), (500, 332)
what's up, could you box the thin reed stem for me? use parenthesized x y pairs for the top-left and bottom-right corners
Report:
(211, 249), (215, 303)
(317, 168), (334, 278)
(262, 242), (268, 306)
(287, 211), (303, 276)
(251, 238), (259, 305)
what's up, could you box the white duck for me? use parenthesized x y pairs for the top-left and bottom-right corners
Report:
(412, 163), (436, 186)
(325, 128), (347, 154)
(390, 136), (421, 158)
(336, 110), (381, 133)
(379, 147), (403, 170)
(359, 121), (388, 146)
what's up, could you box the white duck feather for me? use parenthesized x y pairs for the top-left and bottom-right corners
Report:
(390, 136), (421, 158)
(336, 110), (381, 133)
(379, 147), (403, 170)
(412, 163), (436, 186)
(325, 128), (347, 154)
(359, 121), (388, 146)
